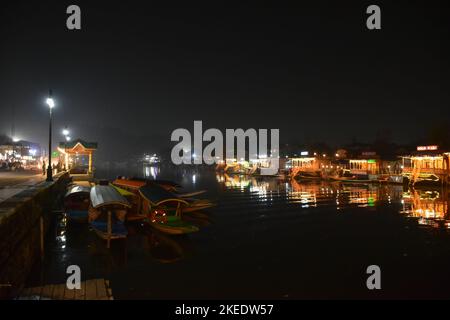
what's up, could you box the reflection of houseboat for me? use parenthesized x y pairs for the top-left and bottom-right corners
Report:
(401, 189), (450, 228)
(401, 146), (450, 186)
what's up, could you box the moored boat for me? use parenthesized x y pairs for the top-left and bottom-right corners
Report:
(112, 177), (214, 215)
(139, 184), (199, 235)
(89, 185), (131, 247)
(64, 185), (91, 222)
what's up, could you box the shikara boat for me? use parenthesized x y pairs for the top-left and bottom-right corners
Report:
(182, 198), (216, 213)
(139, 184), (199, 235)
(89, 185), (131, 247)
(113, 177), (206, 197)
(114, 177), (182, 192)
(64, 185), (91, 222)
(112, 177), (212, 214)
(111, 184), (146, 221)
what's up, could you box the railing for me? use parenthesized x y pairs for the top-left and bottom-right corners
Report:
(402, 167), (447, 175)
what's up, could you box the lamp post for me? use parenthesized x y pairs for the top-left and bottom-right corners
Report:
(63, 128), (70, 172)
(46, 90), (55, 182)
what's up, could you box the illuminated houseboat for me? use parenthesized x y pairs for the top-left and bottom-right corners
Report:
(216, 157), (283, 176)
(215, 158), (240, 174)
(341, 152), (403, 183)
(287, 153), (330, 180)
(401, 146), (450, 186)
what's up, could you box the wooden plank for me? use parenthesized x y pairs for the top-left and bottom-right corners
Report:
(52, 284), (66, 300)
(22, 279), (112, 300)
(74, 278), (86, 300)
(85, 279), (98, 300)
(27, 286), (43, 298)
(105, 280), (113, 300)
(95, 279), (108, 300)
(40, 285), (54, 300)
(63, 283), (76, 300)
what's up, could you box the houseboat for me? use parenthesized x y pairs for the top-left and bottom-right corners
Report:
(401, 146), (450, 186)
(287, 156), (329, 180)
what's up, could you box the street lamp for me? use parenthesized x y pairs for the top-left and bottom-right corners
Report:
(46, 90), (55, 182)
(62, 128), (71, 172)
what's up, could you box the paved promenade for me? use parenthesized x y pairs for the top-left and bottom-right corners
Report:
(0, 171), (46, 203)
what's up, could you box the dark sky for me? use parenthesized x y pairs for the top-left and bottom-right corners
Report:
(1, 1), (449, 159)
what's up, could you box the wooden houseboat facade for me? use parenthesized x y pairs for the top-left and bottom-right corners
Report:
(401, 148), (450, 186)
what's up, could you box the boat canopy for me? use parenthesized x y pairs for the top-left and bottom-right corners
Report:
(90, 185), (131, 209)
(65, 185), (91, 198)
(138, 184), (189, 206)
(112, 184), (135, 197)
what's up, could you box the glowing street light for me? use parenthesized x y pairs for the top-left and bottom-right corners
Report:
(66, 136), (71, 142)
(46, 97), (55, 109)
(62, 128), (70, 136)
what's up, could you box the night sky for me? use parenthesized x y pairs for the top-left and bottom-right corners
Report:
(1, 1), (449, 160)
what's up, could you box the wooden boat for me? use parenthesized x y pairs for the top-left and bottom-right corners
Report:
(64, 185), (91, 222)
(295, 171), (322, 180)
(327, 169), (372, 183)
(111, 184), (147, 221)
(89, 185), (131, 247)
(148, 215), (199, 235)
(139, 184), (199, 235)
(114, 177), (181, 192)
(182, 198), (215, 213)
(112, 178), (213, 214)
(113, 177), (200, 196)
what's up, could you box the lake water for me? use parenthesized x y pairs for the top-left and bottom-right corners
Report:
(27, 165), (450, 299)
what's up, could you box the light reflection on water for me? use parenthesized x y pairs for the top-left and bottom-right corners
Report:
(29, 167), (450, 299)
(216, 173), (450, 230)
(401, 189), (450, 229)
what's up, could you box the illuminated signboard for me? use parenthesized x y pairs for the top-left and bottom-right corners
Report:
(300, 151), (309, 156)
(367, 159), (376, 164)
(417, 145), (438, 151)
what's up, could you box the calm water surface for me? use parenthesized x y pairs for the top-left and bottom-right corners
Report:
(28, 165), (450, 299)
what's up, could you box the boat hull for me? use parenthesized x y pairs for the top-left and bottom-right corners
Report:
(149, 222), (199, 235)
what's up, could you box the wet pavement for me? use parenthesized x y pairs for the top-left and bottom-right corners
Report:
(26, 167), (450, 299)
